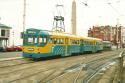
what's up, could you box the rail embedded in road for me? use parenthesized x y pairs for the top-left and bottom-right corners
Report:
(0, 50), (123, 83)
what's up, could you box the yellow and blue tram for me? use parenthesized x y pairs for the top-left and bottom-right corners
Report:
(23, 28), (103, 59)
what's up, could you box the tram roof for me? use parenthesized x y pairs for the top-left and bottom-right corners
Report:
(50, 31), (80, 38)
(25, 28), (102, 41)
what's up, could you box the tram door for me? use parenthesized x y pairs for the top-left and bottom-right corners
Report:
(65, 38), (68, 56)
(80, 39), (84, 53)
(93, 40), (96, 52)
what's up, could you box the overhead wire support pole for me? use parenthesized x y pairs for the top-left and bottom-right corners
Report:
(116, 18), (119, 50)
(22, 0), (26, 44)
(23, 0), (26, 33)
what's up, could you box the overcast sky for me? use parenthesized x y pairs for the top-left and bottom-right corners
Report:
(0, 0), (125, 45)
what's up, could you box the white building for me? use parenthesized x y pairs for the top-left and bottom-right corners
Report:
(0, 23), (11, 49)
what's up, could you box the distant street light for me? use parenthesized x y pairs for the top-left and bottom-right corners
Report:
(82, 2), (88, 6)
(78, 0), (90, 7)
(107, 2), (111, 5)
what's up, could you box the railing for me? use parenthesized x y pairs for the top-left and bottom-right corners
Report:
(117, 50), (125, 83)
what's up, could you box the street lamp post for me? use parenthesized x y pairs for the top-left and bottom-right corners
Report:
(12, 31), (14, 47)
(116, 18), (120, 50)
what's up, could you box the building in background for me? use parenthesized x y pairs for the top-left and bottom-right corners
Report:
(0, 23), (11, 49)
(121, 26), (125, 47)
(88, 25), (125, 47)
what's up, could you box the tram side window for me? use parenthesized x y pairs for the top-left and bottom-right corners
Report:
(34, 38), (37, 44)
(39, 37), (47, 44)
(82, 40), (84, 45)
(75, 40), (78, 44)
(84, 41), (86, 45)
(77, 40), (79, 44)
(54, 38), (57, 44)
(48, 38), (64, 44)
(49, 38), (53, 44)
(28, 37), (33, 44)
(39, 38), (43, 43)
(73, 40), (75, 44)
(65, 38), (68, 44)
(57, 39), (60, 44)
(58, 38), (63, 44)
(89, 42), (91, 45)
(72, 40), (73, 44)
(70, 39), (72, 44)
(60, 39), (64, 44)
(80, 40), (83, 44)
(87, 41), (89, 45)
(28, 37), (37, 44)
(73, 40), (76, 44)
(75, 40), (77, 44)
(86, 41), (88, 45)
(43, 38), (47, 43)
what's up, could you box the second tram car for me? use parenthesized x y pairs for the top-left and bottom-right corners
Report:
(102, 41), (112, 51)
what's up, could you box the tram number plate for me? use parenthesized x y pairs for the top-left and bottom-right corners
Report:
(28, 48), (34, 51)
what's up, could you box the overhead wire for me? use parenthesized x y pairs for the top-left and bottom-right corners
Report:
(77, 0), (90, 8)
(106, 0), (121, 15)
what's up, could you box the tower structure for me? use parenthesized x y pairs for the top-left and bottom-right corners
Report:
(71, 0), (77, 35)
(52, 4), (65, 32)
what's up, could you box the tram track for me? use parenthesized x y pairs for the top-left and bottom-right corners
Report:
(0, 51), (114, 73)
(44, 55), (116, 83)
(0, 58), (35, 68)
(73, 51), (124, 83)
(73, 57), (117, 83)
(40, 51), (121, 83)
(0, 50), (122, 83)
(82, 59), (118, 83)
(7, 58), (85, 83)
(9, 67), (57, 83)
(0, 50), (119, 68)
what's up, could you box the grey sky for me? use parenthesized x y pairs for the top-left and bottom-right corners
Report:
(0, 0), (125, 45)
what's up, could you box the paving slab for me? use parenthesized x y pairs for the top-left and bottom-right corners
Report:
(0, 52), (22, 60)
